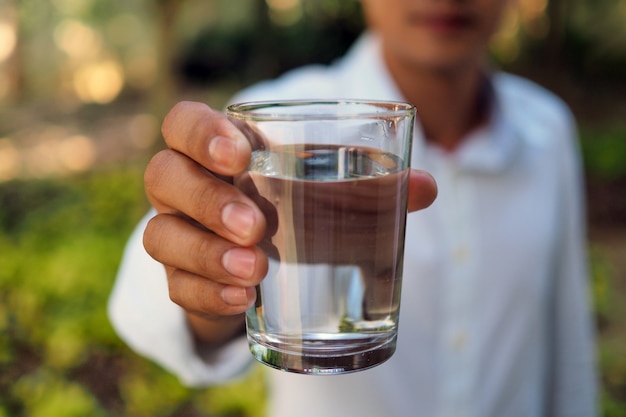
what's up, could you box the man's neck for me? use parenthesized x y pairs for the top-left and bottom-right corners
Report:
(383, 48), (492, 152)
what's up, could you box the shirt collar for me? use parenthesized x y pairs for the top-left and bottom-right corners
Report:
(450, 98), (522, 174)
(342, 31), (522, 174)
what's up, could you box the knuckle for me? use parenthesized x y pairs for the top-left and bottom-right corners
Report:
(166, 271), (190, 309)
(162, 101), (215, 151)
(191, 233), (220, 277)
(162, 101), (194, 140)
(144, 150), (176, 195)
(194, 288), (217, 315)
(167, 270), (224, 317)
(142, 215), (167, 261)
(161, 103), (181, 140)
(188, 177), (228, 226)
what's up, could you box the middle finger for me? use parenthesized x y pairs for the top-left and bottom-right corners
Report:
(145, 149), (266, 246)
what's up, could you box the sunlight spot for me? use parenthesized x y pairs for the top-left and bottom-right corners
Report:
(0, 21), (17, 63)
(499, 8), (521, 39)
(54, 19), (102, 59)
(267, 0), (302, 25)
(519, 0), (547, 21)
(129, 114), (159, 149)
(73, 60), (124, 104)
(491, 8), (520, 63)
(58, 135), (96, 172)
(25, 139), (64, 178)
(518, 0), (549, 39)
(267, 0), (299, 11)
(0, 139), (20, 182)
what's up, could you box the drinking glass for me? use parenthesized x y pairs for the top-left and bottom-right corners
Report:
(227, 100), (415, 374)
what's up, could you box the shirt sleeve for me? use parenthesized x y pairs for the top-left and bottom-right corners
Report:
(107, 210), (255, 387)
(548, 114), (599, 417)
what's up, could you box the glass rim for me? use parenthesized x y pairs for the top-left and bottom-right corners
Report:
(226, 99), (416, 121)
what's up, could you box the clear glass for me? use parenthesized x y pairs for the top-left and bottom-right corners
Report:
(227, 100), (416, 374)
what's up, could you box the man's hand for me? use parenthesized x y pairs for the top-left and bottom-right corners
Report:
(142, 101), (437, 347)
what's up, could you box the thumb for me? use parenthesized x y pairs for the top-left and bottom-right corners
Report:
(407, 170), (437, 213)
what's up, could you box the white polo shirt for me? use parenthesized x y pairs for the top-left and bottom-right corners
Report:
(109, 31), (597, 417)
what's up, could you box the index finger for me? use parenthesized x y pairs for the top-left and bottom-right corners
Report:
(161, 101), (252, 176)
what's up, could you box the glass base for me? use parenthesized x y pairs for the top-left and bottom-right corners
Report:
(248, 331), (397, 375)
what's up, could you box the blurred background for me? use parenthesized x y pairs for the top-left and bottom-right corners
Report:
(0, 0), (624, 416)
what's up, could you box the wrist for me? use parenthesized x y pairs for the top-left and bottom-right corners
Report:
(185, 311), (246, 350)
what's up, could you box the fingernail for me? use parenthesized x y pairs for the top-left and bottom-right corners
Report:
(208, 136), (237, 167)
(222, 248), (256, 279)
(222, 203), (255, 240)
(221, 286), (248, 306)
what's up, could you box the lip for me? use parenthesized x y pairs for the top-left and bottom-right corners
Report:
(408, 12), (475, 35)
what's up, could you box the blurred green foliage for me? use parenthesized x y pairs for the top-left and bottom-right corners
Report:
(0, 166), (266, 416)
(581, 126), (626, 181)
(178, 0), (364, 87)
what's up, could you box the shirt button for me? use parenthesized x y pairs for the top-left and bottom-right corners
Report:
(452, 333), (467, 350)
(453, 246), (469, 262)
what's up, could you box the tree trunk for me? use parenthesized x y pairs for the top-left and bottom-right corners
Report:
(150, 0), (185, 121)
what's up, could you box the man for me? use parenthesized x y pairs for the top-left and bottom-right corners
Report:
(109, 0), (598, 416)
